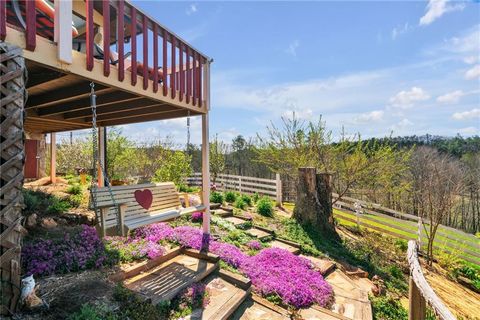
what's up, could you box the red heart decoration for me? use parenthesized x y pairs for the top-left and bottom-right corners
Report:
(134, 189), (153, 210)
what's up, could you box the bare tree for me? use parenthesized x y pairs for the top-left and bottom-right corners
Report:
(410, 147), (464, 265)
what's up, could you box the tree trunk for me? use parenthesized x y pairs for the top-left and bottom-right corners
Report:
(0, 43), (27, 315)
(293, 168), (337, 238)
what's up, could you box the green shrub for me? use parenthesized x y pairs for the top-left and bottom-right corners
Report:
(178, 184), (198, 193)
(67, 184), (83, 195)
(371, 296), (407, 320)
(68, 304), (117, 320)
(388, 265), (403, 279)
(47, 197), (71, 214)
(241, 194), (252, 206)
(68, 194), (84, 208)
(23, 189), (43, 214)
(256, 196), (273, 217)
(252, 192), (260, 204)
(234, 198), (246, 210)
(394, 239), (408, 252)
(224, 191), (237, 203)
(209, 192), (224, 204)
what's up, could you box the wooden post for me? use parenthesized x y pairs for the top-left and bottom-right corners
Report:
(98, 126), (105, 187)
(201, 113), (210, 234)
(276, 173), (282, 205)
(54, 0), (72, 63)
(238, 176), (242, 194)
(417, 217), (423, 249)
(50, 132), (56, 183)
(0, 42), (27, 315)
(409, 276), (426, 320)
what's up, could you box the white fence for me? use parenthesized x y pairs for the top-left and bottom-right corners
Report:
(186, 173), (282, 203)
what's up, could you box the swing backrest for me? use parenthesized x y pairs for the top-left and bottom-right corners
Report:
(94, 182), (182, 229)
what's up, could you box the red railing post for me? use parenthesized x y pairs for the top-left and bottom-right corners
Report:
(198, 56), (203, 107)
(86, 0), (94, 70)
(117, 0), (125, 81)
(192, 51), (197, 106)
(0, 0), (6, 41)
(25, 0), (36, 51)
(142, 14), (148, 90)
(179, 42), (184, 102)
(153, 24), (159, 93)
(103, 1), (110, 76)
(171, 36), (176, 99)
(162, 28), (168, 96)
(186, 47), (191, 104)
(130, 6), (137, 86)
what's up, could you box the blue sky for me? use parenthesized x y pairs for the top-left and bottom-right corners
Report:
(111, 0), (480, 145)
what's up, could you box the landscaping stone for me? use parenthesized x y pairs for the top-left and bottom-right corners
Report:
(213, 209), (232, 217)
(268, 239), (300, 254)
(231, 298), (289, 320)
(41, 217), (57, 229)
(225, 216), (249, 227)
(26, 214), (38, 228)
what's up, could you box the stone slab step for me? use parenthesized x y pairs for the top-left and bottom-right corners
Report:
(123, 254), (218, 305)
(213, 209), (232, 217)
(225, 216), (250, 227)
(269, 239), (301, 254)
(300, 254), (336, 276)
(300, 305), (352, 320)
(325, 270), (372, 320)
(190, 275), (250, 320)
(246, 227), (272, 239)
(230, 298), (289, 320)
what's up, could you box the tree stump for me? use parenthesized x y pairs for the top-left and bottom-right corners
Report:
(0, 42), (27, 315)
(293, 167), (337, 237)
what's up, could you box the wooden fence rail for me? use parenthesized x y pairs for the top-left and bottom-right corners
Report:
(186, 173), (282, 204)
(407, 241), (456, 320)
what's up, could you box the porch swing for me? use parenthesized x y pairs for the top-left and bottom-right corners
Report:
(88, 83), (206, 237)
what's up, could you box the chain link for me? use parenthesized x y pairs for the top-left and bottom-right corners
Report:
(89, 82), (121, 234)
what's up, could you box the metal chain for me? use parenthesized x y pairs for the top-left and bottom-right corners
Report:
(186, 110), (191, 151)
(89, 82), (121, 234)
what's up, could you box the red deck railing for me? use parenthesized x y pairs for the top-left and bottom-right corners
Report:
(3, 0), (209, 108)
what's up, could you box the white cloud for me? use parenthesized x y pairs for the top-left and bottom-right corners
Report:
(392, 22), (411, 40)
(285, 40), (300, 57)
(282, 108), (313, 120)
(457, 127), (479, 135)
(389, 87), (430, 108)
(465, 65), (480, 80)
(419, 0), (465, 26)
(354, 110), (384, 123)
(452, 108), (480, 120)
(464, 55), (479, 65)
(186, 3), (198, 15)
(436, 90), (463, 104)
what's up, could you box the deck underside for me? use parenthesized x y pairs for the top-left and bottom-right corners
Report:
(24, 61), (202, 134)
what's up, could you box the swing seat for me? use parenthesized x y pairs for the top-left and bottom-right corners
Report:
(91, 182), (206, 236)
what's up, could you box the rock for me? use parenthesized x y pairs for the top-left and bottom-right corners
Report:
(26, 214), (37, 228)
(345, 269), (369, 278)
(371, 275), (385, 296)
(41, 218), (57, 229)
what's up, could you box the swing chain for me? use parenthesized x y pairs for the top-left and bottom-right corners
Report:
(89, 82), (122, 234)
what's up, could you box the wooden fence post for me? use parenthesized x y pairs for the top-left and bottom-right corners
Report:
(417, 217), (423, 249)
(0, 43), (27, 315)
(409, 275), (426, 320)
(276, 173), (282, 205)
(238, 176), (242, 194)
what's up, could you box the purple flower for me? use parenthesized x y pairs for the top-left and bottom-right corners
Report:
(246, 240), (262, 251)
(134, 223), (174, 243)
(191, 211), (203, 223)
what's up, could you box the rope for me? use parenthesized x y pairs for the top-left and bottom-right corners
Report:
(89, 82), (121, 234)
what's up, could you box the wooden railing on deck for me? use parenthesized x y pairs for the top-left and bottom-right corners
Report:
(407, 241), (456, 320)
(2, 0), (210, 108)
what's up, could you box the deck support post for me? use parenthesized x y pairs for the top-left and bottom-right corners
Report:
(50, 132), (56, 183)
(201, 113), (210, 236)
(54, 0), (72, 64)
(98, 126), (105, 187)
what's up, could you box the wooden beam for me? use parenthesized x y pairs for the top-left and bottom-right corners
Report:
(27, 116), (90, 128)
(63, 98), (155, 119)
(26, 73), (73, 92)
(50, 133), (56, 183)
(36, 90), (135, 116)
(98, 110), (192, 127)
(98, 127), (105, 187)
(94, 106), (181, 123)
(27, 85), (111, 109)
(201, 113), (210, 234)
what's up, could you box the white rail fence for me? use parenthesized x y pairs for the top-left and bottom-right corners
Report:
(186, 173), (282, 204)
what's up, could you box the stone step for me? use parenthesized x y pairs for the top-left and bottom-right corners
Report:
(300, 254), (336, 276)
(230, 297), (290, 320)
(225, 216), (251, 227)
(123, 254), (218, 305)
(245, 227), (272, 240)
(213, 209), (232, 217)
(325, 270), (372, 320)
(191, 274), (250, 320)
(268, 239), (301, 254)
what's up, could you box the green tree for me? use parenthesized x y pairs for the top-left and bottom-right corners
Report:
(56, 137), (92, 175)
(210, 135), (226, 183)
(106, 128), (136, 180)
(152, 151), (193, 186)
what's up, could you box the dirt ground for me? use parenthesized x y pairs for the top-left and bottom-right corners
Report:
(15, 270), (117, 320)
(425, 269), (480, 319)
